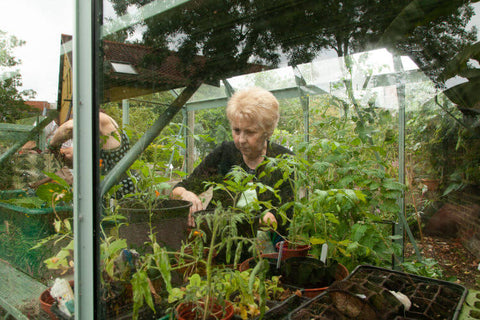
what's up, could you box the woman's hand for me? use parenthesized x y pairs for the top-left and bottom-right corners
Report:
(60, 147), (74, 168)
(261, 212), (277, 229)
(50, 120), (74, 148)
(171, 187), (203, 226)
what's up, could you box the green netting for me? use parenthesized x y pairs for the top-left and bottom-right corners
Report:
(0, 190), (72, 238)
(0, 190), (72, 281)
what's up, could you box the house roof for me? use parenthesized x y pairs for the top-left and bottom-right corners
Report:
(57, 35), (266, 104)
(101, 40), (266, 102)
(102, 40), (205, 101)
(24, 101), (51, 113)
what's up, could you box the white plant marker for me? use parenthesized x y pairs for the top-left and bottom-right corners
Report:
(320, 243), (328, 264)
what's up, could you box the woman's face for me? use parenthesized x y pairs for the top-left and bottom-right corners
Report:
(231, 117), (267, 160)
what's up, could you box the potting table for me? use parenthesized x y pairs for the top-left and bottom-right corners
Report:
(0, 259), (48, 320)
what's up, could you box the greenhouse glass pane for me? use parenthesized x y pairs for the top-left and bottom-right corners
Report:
(2, 0), (477, 318)
(0, 0), (75, 319)
(2, 0), (480, 317)
(95, 0), (480, 318)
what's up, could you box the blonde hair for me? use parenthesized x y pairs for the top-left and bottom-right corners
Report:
(226, 87), (279, 139)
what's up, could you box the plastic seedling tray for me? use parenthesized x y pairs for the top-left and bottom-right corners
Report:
(288, 264), (468, 320)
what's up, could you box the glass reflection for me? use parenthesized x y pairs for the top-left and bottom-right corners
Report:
(0, 1), (74, 319)
(95, 1), (480, 318)
(0, 0), (479, 318)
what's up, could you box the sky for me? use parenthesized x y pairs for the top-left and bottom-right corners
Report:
(1, 1), (480, 105)
(0, 0), (74, 103)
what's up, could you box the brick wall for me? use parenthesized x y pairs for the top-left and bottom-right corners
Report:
(424, 194), (480, 258)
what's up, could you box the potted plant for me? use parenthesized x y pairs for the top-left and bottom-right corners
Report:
(195, 166), (280, 265)
(261, 154), (312, 258)
(238, 252), (349, 299)
(167, 201), (277, 320)
(169, 272), (235, 320)
(113, 160), (192, 251)
(167, 208), (237, 320)
(35, 172), (175, 320)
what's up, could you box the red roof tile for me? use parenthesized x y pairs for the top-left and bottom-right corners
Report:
(24, 101), (51, 111)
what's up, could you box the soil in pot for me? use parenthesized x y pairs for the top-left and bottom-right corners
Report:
(115, 199), (192, 251)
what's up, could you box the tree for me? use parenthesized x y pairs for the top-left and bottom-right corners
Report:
(0, 30), (37, 123)
(107, 0), (477, 110)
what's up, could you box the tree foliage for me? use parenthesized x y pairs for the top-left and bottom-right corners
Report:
(0, 30), (37, 123)
(108, 0), (476, 87)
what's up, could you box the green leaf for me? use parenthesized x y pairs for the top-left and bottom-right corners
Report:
(350, 224), (368, 241)
(168, 287), (185, 303)
(158, 249), (172, 293)
(309, 237), (326, 245)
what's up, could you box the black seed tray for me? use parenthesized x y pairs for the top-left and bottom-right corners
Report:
(288, 265), (468, 320)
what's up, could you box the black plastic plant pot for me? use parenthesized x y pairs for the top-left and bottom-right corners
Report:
(280, 257), (338, 289)
(117, 199), (192, 221)
(239, 254), (346, 297)
(114, 199), (192, 251)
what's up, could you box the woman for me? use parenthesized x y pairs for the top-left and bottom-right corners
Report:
(171, 87), (294, 237)
(47, 111), (136, 197)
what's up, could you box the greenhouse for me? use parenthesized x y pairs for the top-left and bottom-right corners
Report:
(1, 0), (480, 319)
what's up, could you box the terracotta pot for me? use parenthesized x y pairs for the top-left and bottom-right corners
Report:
(275, 241), (311, 260)
(238, 253), (279, 272)
(39, 280), (74, 320)
(302, 262), (349, 298)
(176, 300), (234, 320)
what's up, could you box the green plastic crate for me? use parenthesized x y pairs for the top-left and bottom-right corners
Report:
(0, 190), (73, 280)
(0, 189), (72, 238)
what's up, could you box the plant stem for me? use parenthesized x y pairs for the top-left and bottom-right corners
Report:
(203, 212), (220, 320)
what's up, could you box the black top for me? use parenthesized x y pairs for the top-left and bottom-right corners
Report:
(100, 130), (137, 198)
(174, 140), (294, 235)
